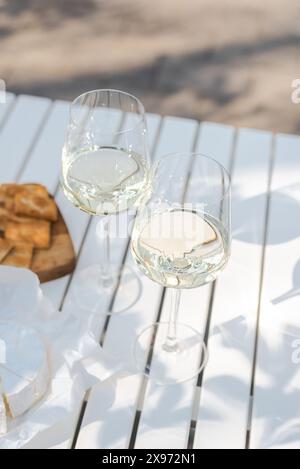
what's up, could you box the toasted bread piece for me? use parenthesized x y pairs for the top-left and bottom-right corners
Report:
(0, 211), (34, 227)
(0, 239), (13, 262)
(21, 184), (49, 197)
(0, 184), (21, 198)
(0, 208), (9, 216)
(0, 209), (44, 231)
(0, 184), (23, 211)
(0, 183), (48, 197)
(2, 242), (33, 268)
(14, 192), (58, 222)
(0, 183), (50, 212)
(5, 219), (51, 249)
(0, 191), (14, 211)
(0, 207), (10, 231)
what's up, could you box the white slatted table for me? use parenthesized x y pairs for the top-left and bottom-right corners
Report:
(1, 93), (300, 450)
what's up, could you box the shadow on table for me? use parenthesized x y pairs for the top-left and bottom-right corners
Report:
(200, 316), (300, 448)
(27, 282), (300, 448)
(232, 188), (300, 245)
(272, 258), (300, 305)
(247, 322), (300, 448)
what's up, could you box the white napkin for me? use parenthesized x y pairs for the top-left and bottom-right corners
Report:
(0, 266), (121, 449)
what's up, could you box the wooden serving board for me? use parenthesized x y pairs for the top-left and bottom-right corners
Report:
(31, 202), (76, 283)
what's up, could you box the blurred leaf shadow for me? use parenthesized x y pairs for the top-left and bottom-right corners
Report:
(233, 188), (300, 245)
(248, 323), (300, 448)
(272, 259), (300, 305)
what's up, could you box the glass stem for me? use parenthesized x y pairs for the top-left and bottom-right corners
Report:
(162, 288), (182, 353)
(101, 215), (113, 288)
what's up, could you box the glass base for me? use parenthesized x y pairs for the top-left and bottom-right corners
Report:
(72, 263), (142, 315)
(133, 322), (208, 385)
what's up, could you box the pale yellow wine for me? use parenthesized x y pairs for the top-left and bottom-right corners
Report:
(131, 209), (229, 288)
(61, 147), (150, 215)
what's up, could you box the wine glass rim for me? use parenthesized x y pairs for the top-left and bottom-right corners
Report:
(156, 152), (231, 196)
(69, 89), (146, 135)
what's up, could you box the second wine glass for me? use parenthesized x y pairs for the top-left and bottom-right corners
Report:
(61, 89), (151, 314)
(131, 153), (231, 385)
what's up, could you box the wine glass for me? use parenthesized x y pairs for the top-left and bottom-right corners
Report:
(131, 153), (231, 385)
(61, 89), (150, 314)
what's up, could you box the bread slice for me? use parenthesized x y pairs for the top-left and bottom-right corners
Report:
(0, 184), (21, 198)
(0, 207), (10, 231)
(0, 209), (34, 230)
(14, 192), (58, 222)
(2, 242), (33, 268)
(21, 184), (49, 198)
(0, 239), (13, 262)
(0, 183), (50, 214)
(5, 219), (51, 249)
(0, 183), (48, 197)
(0, 190), (14, 211)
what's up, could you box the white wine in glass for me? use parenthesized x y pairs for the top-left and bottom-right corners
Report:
(132, 208), (229, 289)
(61, 90), (150, 315)
(131, 153), (231, 385)
(62, 147), (150, 215)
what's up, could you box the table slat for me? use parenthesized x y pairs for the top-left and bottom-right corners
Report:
(20, 100), (70, 193)
(250, 134), (300, 449)
(0, 95), (51, 182)
(0, 93), (15, 127)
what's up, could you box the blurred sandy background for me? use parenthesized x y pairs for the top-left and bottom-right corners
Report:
(0, 0), (299, 132)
